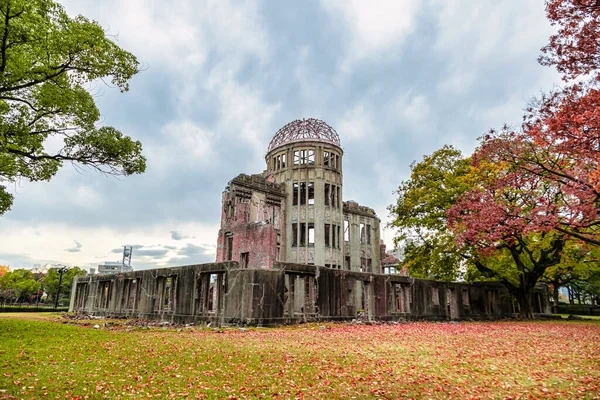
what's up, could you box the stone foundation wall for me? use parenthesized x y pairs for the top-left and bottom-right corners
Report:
(70, 262), (551, 325)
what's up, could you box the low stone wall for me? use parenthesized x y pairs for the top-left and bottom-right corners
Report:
(70, 262), (551, 325)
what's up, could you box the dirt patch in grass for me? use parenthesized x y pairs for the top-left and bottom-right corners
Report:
(0, 316), (599, 398)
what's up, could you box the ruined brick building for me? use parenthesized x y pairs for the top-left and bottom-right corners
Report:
(69, 119), (551, 324)
(216, 118), (381, 272)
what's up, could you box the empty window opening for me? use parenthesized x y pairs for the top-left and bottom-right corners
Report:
(293, 183), (299, 206)
(301, 150), (308, 164)
(432, 287), (440, 305)
(308, 223), (315, 246)
(330, 153), (337, 169)
(345, 256), (351, 270)
(292, 223), (298, 247)
(324, 151), (330, 166)
(240, 252), (249, 268)
(332, 224), (337, 249)
(366, 224), (371, 244)
(75, 283), (88, 310)
(122, 279), (138, 310)
(164, 277), (173, 310)
(195, 278), (204, 313)
(300, 223), (307, 247)
(360, 257), (366, 272)
(97, 281), (111, 309)
(394, 284), (407, 313)
(300, 182), (307, 205)
(336, 187), (340, 208)
(337, 225), (341, 249)
(293, 150), (301, 165)
(207, 274), (218, 313)
(325, 224), (331, 247)
(329, 185), (336, 208)
(281, 154), (286, 168)
(360, 223), (366, 244)
(225, 200), (234, 219)
(344, 220), (350, 241)
(325, 184), (330, 206)
(366, 258), (372, 272)
(293, 149), (312, 165)
(308, 149), (315, 165)
(225, 234), (233, 261)
(307, 182), (314, 205)
(335, 155), (340, 169)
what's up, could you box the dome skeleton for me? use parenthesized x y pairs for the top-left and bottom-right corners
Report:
(267, 118), (341, 152)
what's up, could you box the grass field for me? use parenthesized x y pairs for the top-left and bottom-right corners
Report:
(0, 314), (599, 399)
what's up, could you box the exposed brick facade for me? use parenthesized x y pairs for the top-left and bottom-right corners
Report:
(215, 174), (286, 269)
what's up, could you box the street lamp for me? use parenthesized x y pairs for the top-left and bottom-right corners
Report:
(54, 266), (69, 309)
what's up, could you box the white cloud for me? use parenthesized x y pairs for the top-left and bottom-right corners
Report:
(60, 0), (269, 73)
(203, 67), (281, 167)
(388, 93), (432, 137)
(72, 185), (104, 209)
(434, 0), (556, 95)
(335, 104), (374, 141)
(322, 0), (420, 57)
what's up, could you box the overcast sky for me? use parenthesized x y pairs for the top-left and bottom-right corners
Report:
(0, 0), (559, 271)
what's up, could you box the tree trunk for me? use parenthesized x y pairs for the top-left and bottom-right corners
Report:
(516, 288), (536, 319)
(552, 284), (560, 314)
(568, 286), (574, 304)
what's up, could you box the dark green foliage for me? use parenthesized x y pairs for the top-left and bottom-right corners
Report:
(0, 0), (146, 215)
(0, 268), (40, 302)
(43, 266), (85, 301)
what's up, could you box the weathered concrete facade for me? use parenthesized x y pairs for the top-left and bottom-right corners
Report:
(216, 118), (381, 273)
(70, 262), (551, 325)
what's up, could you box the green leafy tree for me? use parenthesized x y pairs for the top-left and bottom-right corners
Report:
(388, 145), (472, 280)
(0, 0), (146, 215)
(542, 243), (600, 311)
(0, 268), (40, 303)
(44, 266), (85, 302)
(579, 270), (600, 305)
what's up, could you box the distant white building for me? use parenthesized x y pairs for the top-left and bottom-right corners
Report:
(97, 261), (132, 275)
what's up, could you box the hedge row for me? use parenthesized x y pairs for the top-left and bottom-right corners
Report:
(556, 304), (600, 316)
(0, 306), (68, 313)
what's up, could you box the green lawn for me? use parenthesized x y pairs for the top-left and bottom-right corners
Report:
(1, 314), (599, 399)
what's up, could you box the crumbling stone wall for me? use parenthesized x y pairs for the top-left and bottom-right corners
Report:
(343, 201), (381, 273)
(70, 262), (551, 325)
(216, 174), (286, 269)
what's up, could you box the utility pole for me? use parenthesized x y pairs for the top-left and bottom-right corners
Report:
(54, 266), (69, 309)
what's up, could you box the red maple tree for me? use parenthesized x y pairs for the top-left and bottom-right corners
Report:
(540, 0), (600, 81)
(454, 0), (600, 246)
(447, 0), (600, 316)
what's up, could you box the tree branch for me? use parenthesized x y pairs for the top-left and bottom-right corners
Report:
(0, 95), (39, 112)
(555, 226), (600, 246)
(0, 3), (10, 74)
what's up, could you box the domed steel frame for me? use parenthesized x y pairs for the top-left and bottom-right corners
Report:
(267, 118), (341, 152)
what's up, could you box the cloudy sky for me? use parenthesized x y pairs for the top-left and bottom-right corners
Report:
(0, 0), (559, 271)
